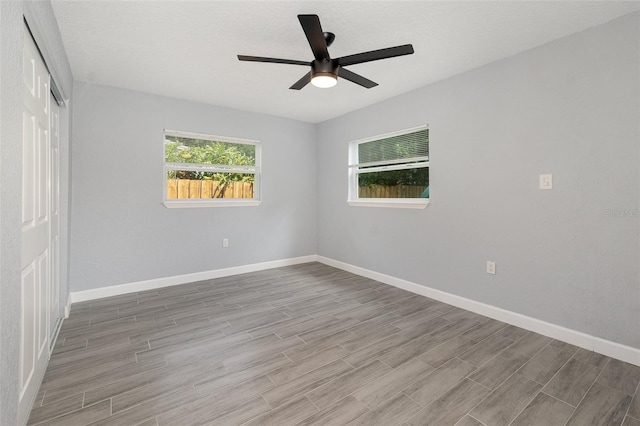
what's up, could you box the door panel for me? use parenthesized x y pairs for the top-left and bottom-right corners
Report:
(22, 111), (35, 227)
(38, 252), (48, 355)
(37, 122), (48, 221)
(20, 264), (36, 400)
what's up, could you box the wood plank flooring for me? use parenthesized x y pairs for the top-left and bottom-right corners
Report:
(29, 263), (640, 425)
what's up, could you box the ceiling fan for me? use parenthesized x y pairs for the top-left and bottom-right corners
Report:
(238, 14), (414, 90)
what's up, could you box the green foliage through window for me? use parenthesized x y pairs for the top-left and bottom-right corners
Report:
(164, 136), (255, 183)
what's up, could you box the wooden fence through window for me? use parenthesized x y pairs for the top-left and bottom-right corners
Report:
(358, 185), (426, 199)
(167, 180), (425, 199)
(167, 179), (254, 199)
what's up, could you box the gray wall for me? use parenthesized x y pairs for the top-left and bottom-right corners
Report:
(70, 82), (317, 292)
(0, 2), (24, 422)
(316, 13), (640, 349)
(0, 1), (72, 424)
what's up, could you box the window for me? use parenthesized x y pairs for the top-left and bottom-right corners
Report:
(163, 130), (261, 208)
(348, 126), (429, 209)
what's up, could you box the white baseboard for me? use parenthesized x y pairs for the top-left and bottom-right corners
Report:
(69, 255), (317, 304)
(317, 256), (640, 367)
(64, 293), (71, 318)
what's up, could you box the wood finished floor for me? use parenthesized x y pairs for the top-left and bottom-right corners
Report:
(30, 263), (640, 426)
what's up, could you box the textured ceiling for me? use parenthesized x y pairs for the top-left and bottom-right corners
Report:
(51, 1), (640, 123)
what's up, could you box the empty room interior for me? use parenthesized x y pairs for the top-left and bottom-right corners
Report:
(1, 1), (640, 425)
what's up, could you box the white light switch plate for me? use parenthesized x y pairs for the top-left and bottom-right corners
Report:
(539, 174), (553, 189)
(487, 261), (496, 275)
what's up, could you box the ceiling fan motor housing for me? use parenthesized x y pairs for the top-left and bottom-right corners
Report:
(312, 59), (339, 79)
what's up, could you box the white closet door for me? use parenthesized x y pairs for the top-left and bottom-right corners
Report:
(20, 26), (52, 425)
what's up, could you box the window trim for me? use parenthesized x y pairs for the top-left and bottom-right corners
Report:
(347, 125), (429, 209)
(163, 129), (262, 208)
(347, 199), (428, 209)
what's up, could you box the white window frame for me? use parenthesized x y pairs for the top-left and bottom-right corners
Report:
(348, 125), (429, 209)
(163, 129), (262, 208)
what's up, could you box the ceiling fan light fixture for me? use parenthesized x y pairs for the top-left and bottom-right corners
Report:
(311, 73), (337, 88)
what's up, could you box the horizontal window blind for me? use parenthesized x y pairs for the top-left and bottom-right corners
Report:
(357, 128), (429, 165)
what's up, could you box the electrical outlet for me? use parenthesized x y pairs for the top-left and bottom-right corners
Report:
(222, 238), (229, 248)
(487, 261), (496, 275)
(539, 174), (553, 189)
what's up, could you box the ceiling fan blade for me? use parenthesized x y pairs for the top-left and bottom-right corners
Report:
(298, 14), (330, 61)
(338, 67), (378, 89)
(290, 71), (312, 90)
(336, 44), (414, 67)
(238, 55), (309, 66)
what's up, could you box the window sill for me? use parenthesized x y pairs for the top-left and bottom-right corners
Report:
(164, 200), (261, 208)
(347, 199), (429, 209)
